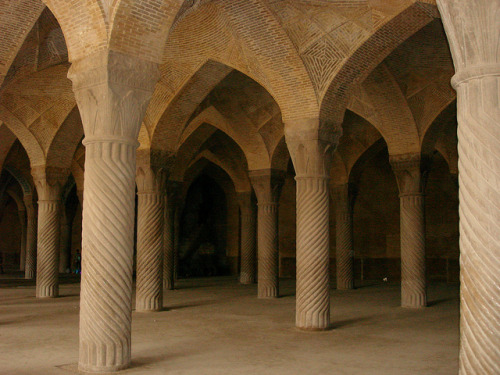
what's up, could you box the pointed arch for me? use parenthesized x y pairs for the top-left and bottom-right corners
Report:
(3, 165), (32, 195)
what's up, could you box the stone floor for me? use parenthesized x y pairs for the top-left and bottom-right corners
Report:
(0, 274), (459, 375)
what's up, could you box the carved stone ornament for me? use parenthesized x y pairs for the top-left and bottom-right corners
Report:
(389, 153), (423, 196)
(31, 166), (70, 201)
(285, 124), (341, 178)
(68, 50), (160, 140)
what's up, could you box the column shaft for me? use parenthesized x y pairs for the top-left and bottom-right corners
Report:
(136, 192), (163, 311)
(435, 2), (500, 370)
(400, 194), (426, 307)
(59, 211), (71, 273)
(295, 177), (330, 329)
(36, 200), (61, 297)
(19, 210), (26, 271)
(79, 140), (136, 372)
(240, 211), (256, 284)
(455, 75), (499, 375)
(24, 199), (36, 279)
(163, 203), (175, 290)
(391, 154), (427, 308)
(334, 185), (354, 290)
(257, 203), (278, 297)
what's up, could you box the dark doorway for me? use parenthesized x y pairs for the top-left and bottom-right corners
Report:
(179, 174), (229, 278)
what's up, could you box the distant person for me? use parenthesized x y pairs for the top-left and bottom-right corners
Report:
(74, 249), (81, 275)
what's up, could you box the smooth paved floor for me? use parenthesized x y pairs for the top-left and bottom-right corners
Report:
(0, 275), (459, 375)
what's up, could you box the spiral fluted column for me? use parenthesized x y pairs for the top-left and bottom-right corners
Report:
(69, 51), (160, 373)
(24, 195), (36, 279)
(18, 209), (26, 271)
(237, 191), (256, 284)
(163, 181), (181, 290)
(437, 1), (500, 373)
(286, 126), (338, 330)
(391, 154), (427, 308)
(79, 140), (137, 371)
(332, 184), (354, 290)
(136, 166), (165, 312)
(59, 210), (71, 273)
(250, 170), (284, 298)
(32, 167), (67, 298)
(163, 199), (175, 290)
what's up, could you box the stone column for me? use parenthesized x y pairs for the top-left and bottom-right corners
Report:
(286, 126), (338, 330)
(163, 181), (181, 290)
(332, 184), (355, 290)
(237, 191), (256, 284)
(391, 154), (427, 308)
(18, 208), (26, 271)
(32, 167), (68, 298)
(68, 51), (159, 373)
(437, 1), (500, 373)
(249, 170), (284, 298)
(59, 209), (71, 273)
(24, 195), (36, 279)
(135, 166), (165, 312)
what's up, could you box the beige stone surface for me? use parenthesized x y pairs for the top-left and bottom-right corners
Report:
(32, 166), (68, 298)
(249, 169), (285, 298)
(391, 154), (427, 308)
(437, 1), (500, 373)
(332, 184), (354, 290)
(135, 166), (164, 312)
(237, 191), (256, 285)
(0, 1), (495, 373)
(0, 276), (459, 375)
(287, 132), (338, 329)
(69, 53), (160, 372)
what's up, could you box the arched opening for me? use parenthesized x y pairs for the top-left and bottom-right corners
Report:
(178, 174), (229, 278)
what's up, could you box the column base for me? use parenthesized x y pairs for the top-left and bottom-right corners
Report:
(78, 362), (130, 373)
(163, 280), (174, 290)
(36, 285), (58, 298)
(336, 282), (354, 290)
(296, 325), (332, 332)
(258, 285), (278, 298)
(25, 270), (35, 279)
(239, 273), (255, 284)
(136, 299), (162, 312)
(402, 298), (427, 309)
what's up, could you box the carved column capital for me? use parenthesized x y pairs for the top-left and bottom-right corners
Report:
(237, 191), (253, 213)
(68, 51), (160, 140)
(390, 153), (424, 196)
(285, 126), (340, 178)
(331, 183), (357, 213)
(249, 169), (285, 204)
(136, 166), (166, 194)
(31, 166), (70, 201)
(436, 0), (499, 82)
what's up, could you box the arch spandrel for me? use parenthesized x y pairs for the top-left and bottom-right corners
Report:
(0, 0), (45, 85)
(46, 106), (84, 170)
(361, 63), (420, 156)
(319, 2), (435, 128)
(158, 0), (318, 125)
